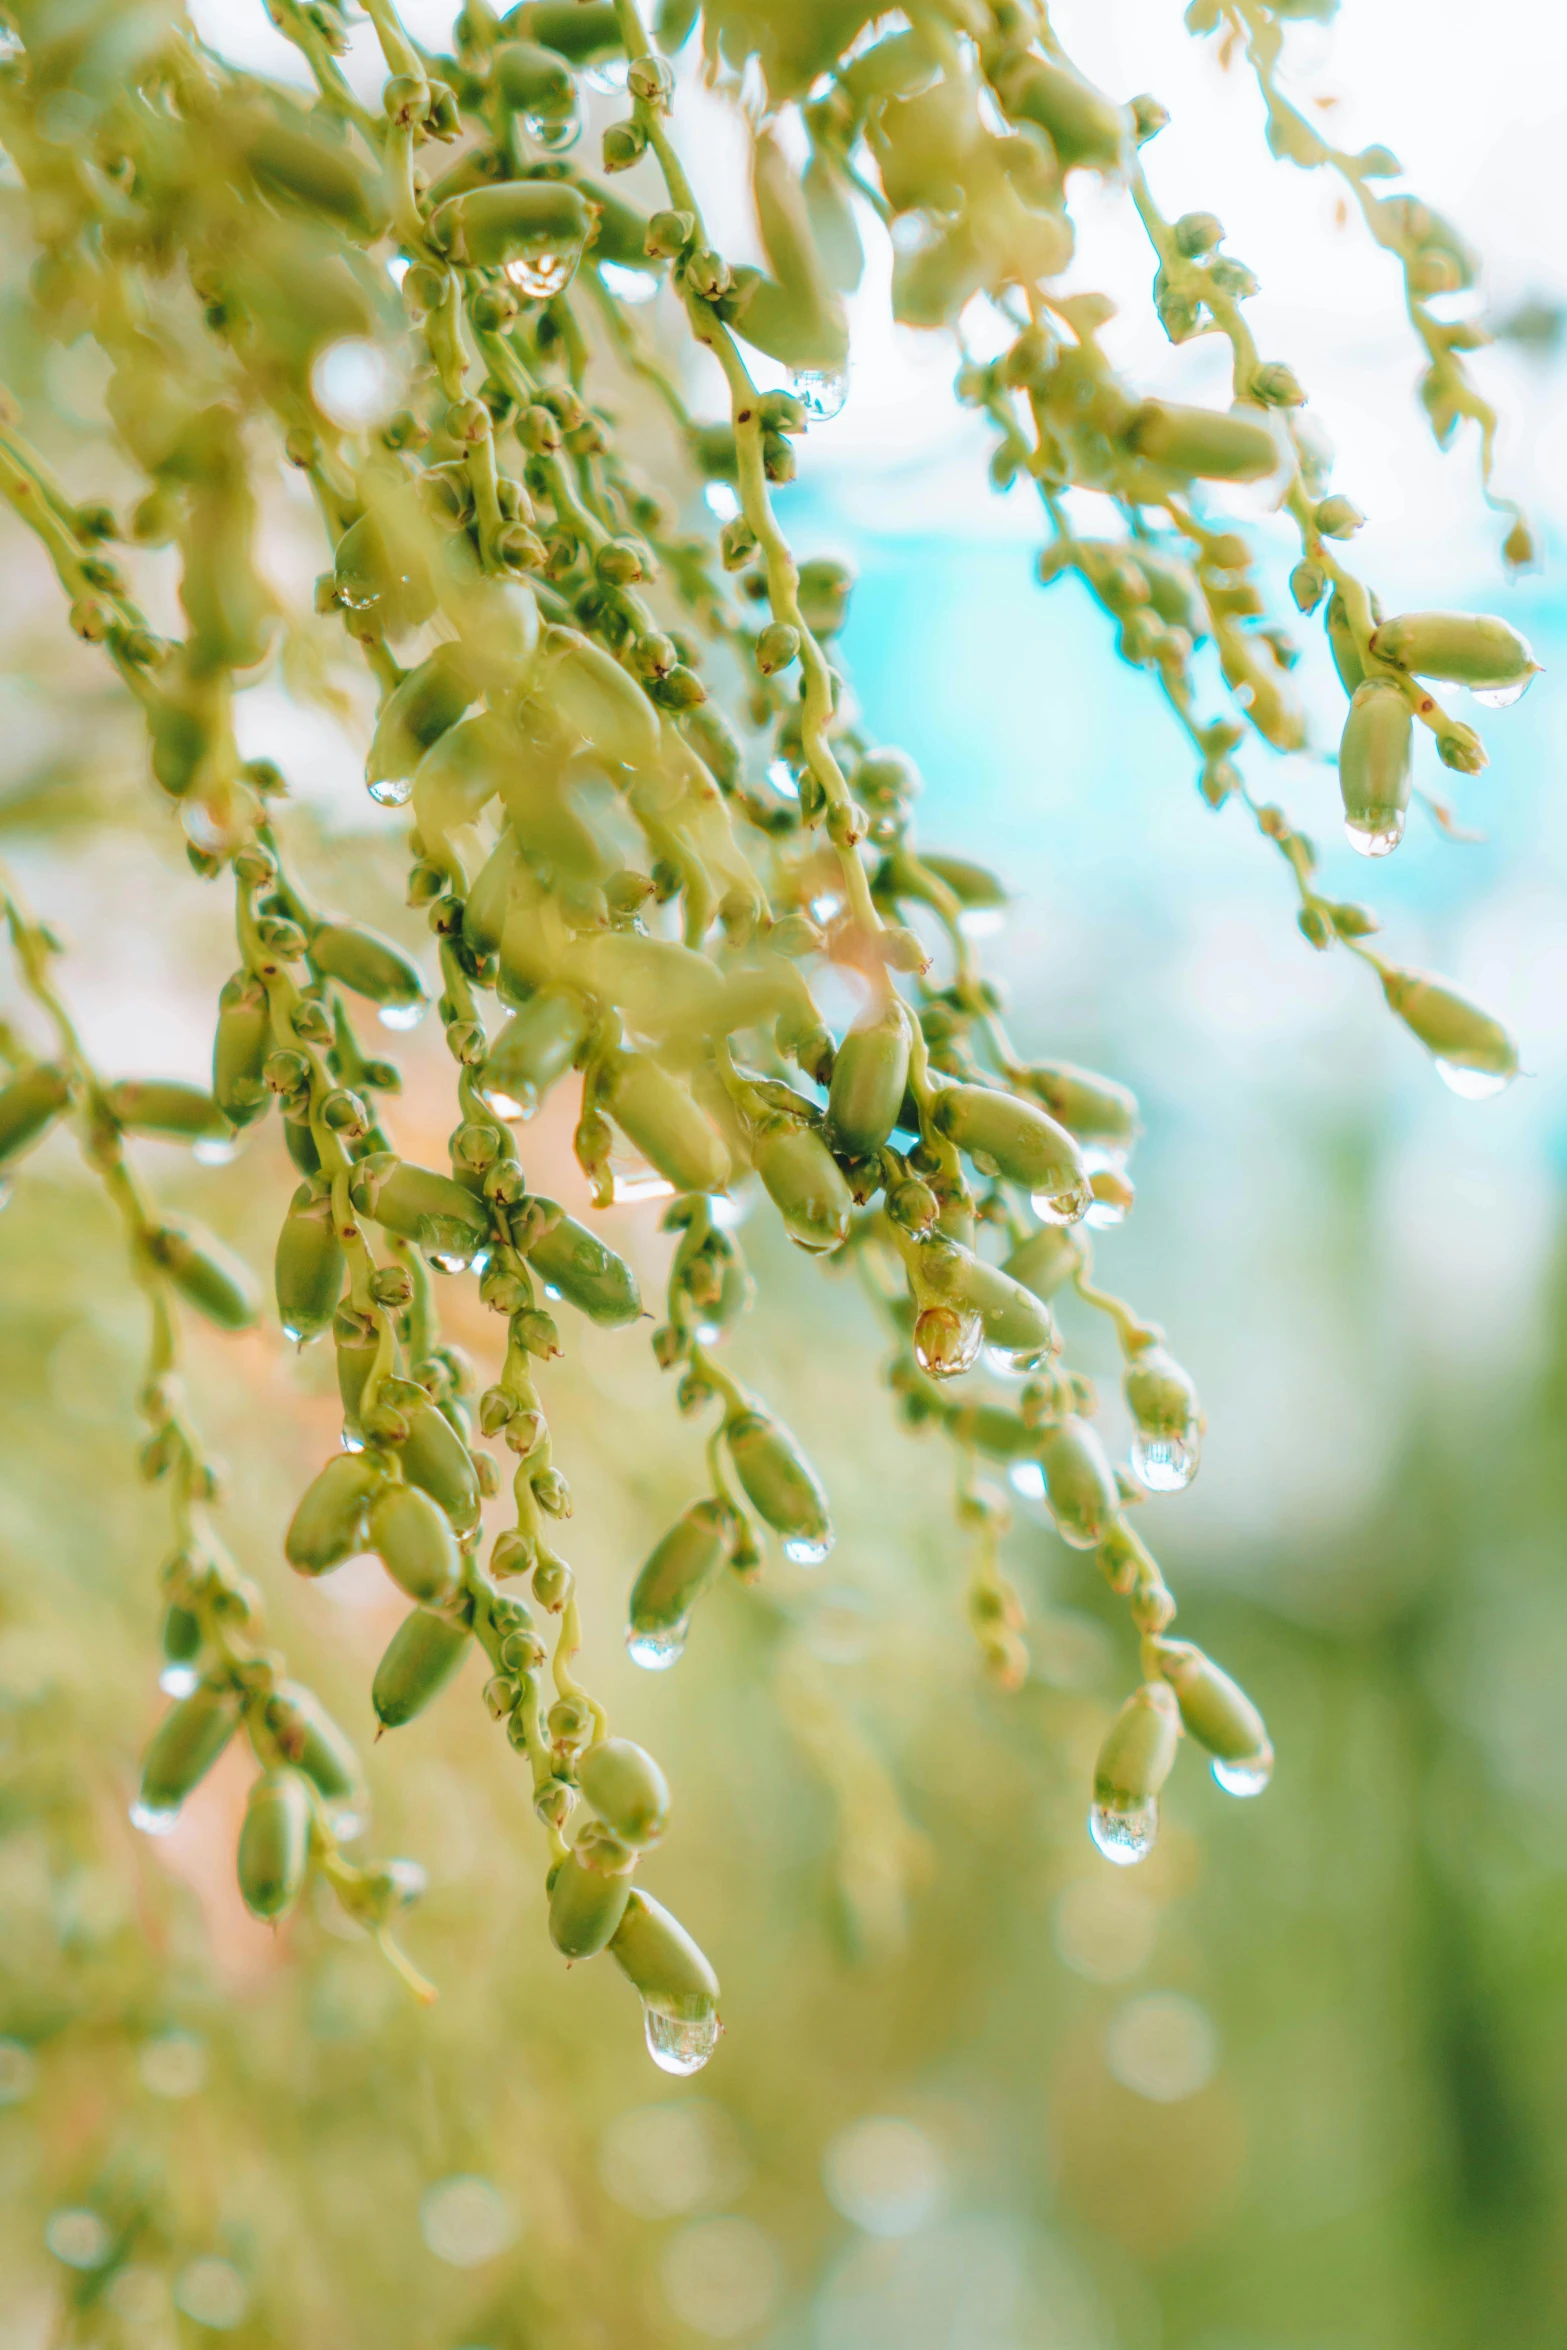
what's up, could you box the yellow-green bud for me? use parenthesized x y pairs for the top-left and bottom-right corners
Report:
(349, 1153), (490, 1262)
(1040, 1415), (1118, 1549)
(578, 1737), (671, 1846)
(213, 974), (271, 1129)
(601, 1052), (731, 1195)
(526, 1201), (641, 1325)
(368, 1481), (461, 1605)
(275, 1176), (344, 1343)
(1089, 1682), (1180, 1864)
(1369, 610), (1539, 699)
(1002, 1223), (1086, 1302)
(608, 1890), (721, 2073)
(627, 1498), (731, 1668)
(373, 1608), (472, 1729)
(262, 1682), (363, 1815)
(106, 1078), (232, 1149)
(135, 1683), (240, 1829)
(237, 1769), (312, 1919)
(993, 52), (1131, 173)
(1152, 1638), (1272, 1794)
(310, 921), (429, 1020)
(1378, 966), (1518, 1097)
(400, 1401), (482, 1534)
(148, 1218), (262, 1332)
(286, 1450), (388, 1575)
(825, 1004), (911, 1158)
(429, 179), (593, 273)
(753, 1118), (852, 1254)
(548, 1843), (635, 1960)
(480, 989), (591, 1118)
(1129, 400), (1279, 482)
(1124, 1345), (1201, 1491)
(933, 1082), (1087, 1215)
(0, 1062), (72, 1164)
(725, 1410), (832, 1563)
(1338, 679), (1412, 858)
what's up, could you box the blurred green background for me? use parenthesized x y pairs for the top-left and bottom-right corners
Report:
(5, 3), (1567, 2345)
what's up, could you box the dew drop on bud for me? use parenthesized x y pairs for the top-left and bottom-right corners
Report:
(377, 999), (426, 1032)
(627, 1625), (687, 1672)
(1435, 1060), (1514, 1101)
(480, 1084), (532, 1121)
(1088, 1797), (1158, 1866)
(521, 105), (582, 152)
(643, 2001), (720, 2076)
(505, 252), (573, 299)
(600, 260), (657, 305)
(1031, 1180), (1092, 1227)
(585, 57), (630, 93)
(1472, 676), (1534, 709)
(367, 776), (415, 808)
(789, 365), (850, 423)
(1212, 1751), (1273, 1798)
(158, 1663), (199, 1699)
(782, 1533), (833, 1567)
(193, 1137), (239, 1167)
(1008, 1461), (1046, 1501)
(1344, 813), (1403, 858)
(1131, 1431), (1200, 1493)
(129, 1800), (180, 1838)
(913, 1306), (983, 1379)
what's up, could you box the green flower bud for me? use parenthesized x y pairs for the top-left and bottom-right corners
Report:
(333, 511), (434, 635)
(237, 1769), (312, 1919)
(1128, 400), (1279, 482)
(1378, 966), (1518, 1097)
(574, 930), (727, 1041)
(549, 1844), (635, 1959)
(105, 1079), (232, 1149)
(309, 921), (428, 1021)
(608, 1890), (721, 2073)
(1314, 493), (1364, 539)
(493, 38), (574, 113)
(1290, 558), (1328, 614)
(286, 1450), (388, 1575)
(510, 2), (621, 60)
(400, 1401), (482, 1534)
(349, 1153), (490, 1263)
(334, 1306), (379, 1435)
(148, 1219), (262, 1333)
(1040, 1415), (1118, 1549)
(921, 1243), (1056, 1362)
(213, 974), (272, 1128)
(274, 1176), (344, 1343)
(1125, 1345), (1201, 1490)
(627, 1497), (732, 1667)
(993, 52), (1132, 173)
(462, 827), (523, 962)
(1338, 679), (1412, 858)
(1002, 1223), (1086, 1302)
(263, 1682), (364, 1815)
(135, 1683), (240, 1829)
(367, 646), (477, 799)
(1173, 209), (1223, 256)
(526, 1201), (641, 1325)
(933, 1082), (1088, 1214)
(1368, 610), (1540, 700)
(373, 1608), (472, 1729)
(368, 1481), (461, 1605)
(1151, 1638), (1273, 1793)
(245, 115), (379, 232)
(825, 1005), (911, 1158)
(536, 624), (662, 769)
(752, 1118), (853, 1254)
(480, 988), (591, 1117)
(429, 179), (593, 276)
(726, 1409), (832, 1562)
(1089, 1682), (1180, 1864)
(578, 1737), (671, 1846)
(947, 1403), (1038, 1461)
(1023, 1062), (1140, 1155)
(602, 1052), (732, 1195)
(0, 1062), (71, 1165)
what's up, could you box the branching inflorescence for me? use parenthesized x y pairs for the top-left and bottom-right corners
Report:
(0, 0), (1535, 2069)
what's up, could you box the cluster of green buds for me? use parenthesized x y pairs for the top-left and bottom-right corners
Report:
(0, 0), (1533, 2059)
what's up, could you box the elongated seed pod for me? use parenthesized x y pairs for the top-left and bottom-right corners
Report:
(947, 1403), (1039, 1461)
(479, 990), (590, 1117)
(1024, 1063), (1139, 1155)
(245, 115), (378, 231)
(0, 1062), (71, 1165)
(1039, 1416), (1118, 1549)
(526, 1202), (641, 1324)
(463, 827), (524, 961)
(138, 1683), (240, 1821)
(1003, 1224), (1086, 1302)
(608, 1889), (720, 2006)
(725, 1410), (832, 1560)
(372, 1608), (472, 1729)
(933, 1083), (1086, 1208)
(509, 1), (621, 59)
(309, 921), (428, 1018)
(237, 1769), (312, 1920)
(148, 1219), (262, 1332)
(826, 1004), (911, 1158)
(275, 1176), (344, 1342)
(549, 1845), (635, 1960)
(1369, 610), (1539, 691)
(1152, 1639), (1272, 1780)
(574, 931), (728, 1040)
(212, 973), (271, 1128)
(367, 644), (476, 790)
(753, 1119), (852, 1254)
(534, 626), (663, 770)
(106, 1078), (232, 1147)
(263, 1682), (363, 1812)
(349, 1154), (490, 1257)
(924, 1244), (1055, 1358)
(627, 1499), (731, 1665)
(1339, 679), (1412, 855)
(368, 1481), (460, 1605)
(429, 180), (593, 270)
(1125, 1346), (1200, 1439)
(1094, 1682), (1181, 1807)
(1377, 967), (1518, 1090)
(285, 1450), (387, 1575)
(578, 1738), (671, 1847)
(1128, 400), (1280, 483)
(334, 1307), (379, 1435)
(601, 1052), (731, 1195)
(993, 52), (1131, 172)
(399, 1401), (481, 1534)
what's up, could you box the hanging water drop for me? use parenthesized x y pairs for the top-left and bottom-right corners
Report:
(1212, 1751), (1273, 1798)
(340, 1430), (365, 1453)
(158, 1663), (199, 1700)
(643, 2000), (720, 2076)
(627, 1624), (687, 1671)
(193, 1135), (239, 1167)
(1007, 1461), (1046, 1501)
(1031, 1178), (1092, 1227)
(789, 365), (850, 423)
(129, 1799), (181, 1838)
(585, 56), (630, 93)
(1435, 1059), (1514, 1100)
(1088, 1797), (1158, 1866)
(521, 104), (582, 153)
(782, 1532), (833, 1567)
(480, 1082), (532, 1122)
(599, 260), (657, 305)
(913, 1306), (983, 1379)
(377, 999), (426, 1032)
(1131, 1431), (1200, 1493)
(1472, 675), (1534, 708)
(1344, 812), (1404, 857)
(505, 251), (574, 300)
(367, 775), (415, 808)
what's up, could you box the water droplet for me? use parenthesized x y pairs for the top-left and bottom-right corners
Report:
(386, 254), (411, 287)
(1089, 1797), (1158, 1866)
(377, 998), (426, 1031)
(1031, 1179), (1092, 1227)
(1130, 1431), (1199, 1492)
(1436, 1058), (1514, 1100)
(340, 1430), (365, 1453)
(1472, 674), (1535, 708)
(789, 364), (850, 422)
(704, 481), (740, 522)
(1212, 1749), (1273, 1798)
(1344, 812), (1404, 857)
(644, 2000), (720, 2076)
(311, 336), (402, 430)
(429, 1251), (472, 1275)
(1081, 1141), (1130, 1177)
(158, 1663), (199, 1699)
(586, 55), (630, 92)
(783, 1531), (833, 1566)
(694, 1320), (722, 1344)
(193, 1135), (239, 1166)
(367, 774), (415, 807)
(480, 1083), (533, 1121)
(627, 1623), (687, 1671)
(983, 1344), (1028, 1380)
(129, 1800), (180, 1838)
(612, 1167), (676, 1205)
(1084, 1195), (1127, 1230)
(765, 756), (800, 798)
(504, 251), (574, 299)
(328, 1804), (366, 1840)
(522, 103), (582, 152)
(542, 1283), (562, 1301)
(913, 1306), (983, 1379)
(336, 582), (378, 612)
(711, 1191), (751, 1228)
(600, 259), (658, 304)
(810, 892), (842, 924)
(1007, 1461), (1046, 1501)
